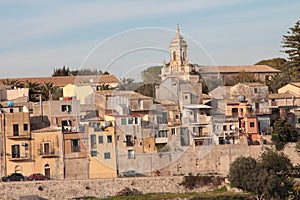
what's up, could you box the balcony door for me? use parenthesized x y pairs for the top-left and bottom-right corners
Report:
(43, 142), (50, 155)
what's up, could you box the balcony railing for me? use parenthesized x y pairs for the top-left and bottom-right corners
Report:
(9, 153), (30, 161)
(7, 133), (31, 139)
(155, 137), (168, 144)
(39, 149), (58, 158)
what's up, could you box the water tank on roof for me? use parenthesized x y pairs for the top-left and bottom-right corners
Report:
(237, 95), (245, 102)
(7, 101), (14, 107)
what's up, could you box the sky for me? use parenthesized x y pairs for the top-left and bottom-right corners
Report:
(0, 0), (299, 79)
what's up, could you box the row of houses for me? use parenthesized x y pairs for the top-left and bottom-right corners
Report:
(1, 25), (299, 178)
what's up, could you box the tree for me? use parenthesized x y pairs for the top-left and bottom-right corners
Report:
(228, 156), (259, 194)
(255, 57), (289, 71)
(52, 66), (71, 76)
(141, 65), (162, 84)
(266, 73), (290, 93)
(282, 20), (300, 70)
(228, 148), (294, 200)
(0, 79), (21, 88)
(271, 119), (298, 150)
(135, 83), (156, 98)
(117, 78), (135, 91)
(224, 71), (260, 86)
(39, 82), (59, 101)
(21, 81), (41, 102)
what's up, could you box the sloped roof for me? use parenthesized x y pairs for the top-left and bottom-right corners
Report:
(0, 75), (118, 88)
(200, 65), (281, 74)
(269, 91), (300, 99)
(290, 82), (300, 88)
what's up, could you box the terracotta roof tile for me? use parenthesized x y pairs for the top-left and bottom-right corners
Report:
(0, 75), (118, 88)
(200, 65), (281, 73)
(269, 91), (300, 99)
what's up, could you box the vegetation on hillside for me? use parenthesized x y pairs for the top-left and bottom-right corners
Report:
(271, 119), (298, 150)
(228, 148), (295, 200)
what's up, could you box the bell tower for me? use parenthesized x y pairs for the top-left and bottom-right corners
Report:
(169, 24), (188, 70)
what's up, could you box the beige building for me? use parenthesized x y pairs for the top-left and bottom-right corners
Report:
(63, 84), (94, 104)
(278, 82), (300, 95)
(88, 123), (117, 179)
(1, 105), (32, 177)
(200, 65), (281, 84)
(31, 127), (64, 180)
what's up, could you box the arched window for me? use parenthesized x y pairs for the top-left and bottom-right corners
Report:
(173, 51), (176, 60)
(182, 52), (185, 61)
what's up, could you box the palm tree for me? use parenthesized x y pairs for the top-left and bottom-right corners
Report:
(39, 82), (58, 101)
(21, 81), (42, 102)
(0, 79), (21, 88)
(117, 78), (135, 91)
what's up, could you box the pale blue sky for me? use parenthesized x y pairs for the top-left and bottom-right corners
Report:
(0, 0), (299, 79)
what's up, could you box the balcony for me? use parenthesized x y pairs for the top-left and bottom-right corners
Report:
(39, 149), (59, 158)
(126, 141), (134, 147)
(9, 153), (30, 161)
(155, 137), (168, 144)
(7, 133), (31, 140)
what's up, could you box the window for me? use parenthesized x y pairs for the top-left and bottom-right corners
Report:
(171, 128), (176, 135)
(175, 114), (179, 119)
(43, 142), (51, 155)
(107, 135), (112, 143)
(91, 150), (97, 157)
(12, 145), (20, 158)
(10, 108), (13, 113)
(223, 125), (227, 131)
(155, 130), (168, 138)
(298, 118), (300, 124)
(98, 135), (103, 144)
(104, 152), (111, 159)
(71, 139), (80, 152)
(61, 105), (72, 112)
(254, 88), (258, 93)
(138, 100), (143, 109)
(250, 122), (255, 127)
(162, 112), (167, 123)
(90, 134), (96, 148)
(128, 150), (135, 159)
(134, 117), (138, 124)
(184, 95), (188, 100)
(240, 108), (243, 113)
(121, 118), (127, 125)
(13, 124), (19, 136)
(23, 124), (28, 131)
(128, 117), (133, 125)
(62, 120), (72, 132)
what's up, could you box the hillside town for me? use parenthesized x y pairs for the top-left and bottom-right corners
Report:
(0, 25), (299, 185)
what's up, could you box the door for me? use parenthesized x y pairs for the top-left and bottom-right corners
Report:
(44, 164), (50, 179)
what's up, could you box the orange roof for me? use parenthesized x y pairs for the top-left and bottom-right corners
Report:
(0, 75), (118, 88)
(200, 65), (281, 74)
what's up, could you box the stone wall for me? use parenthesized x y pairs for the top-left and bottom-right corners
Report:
(0, 176), (222, 200)
(1, 143), (299, 200)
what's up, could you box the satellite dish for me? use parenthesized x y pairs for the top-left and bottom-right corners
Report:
(231, 125), (235, 130)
